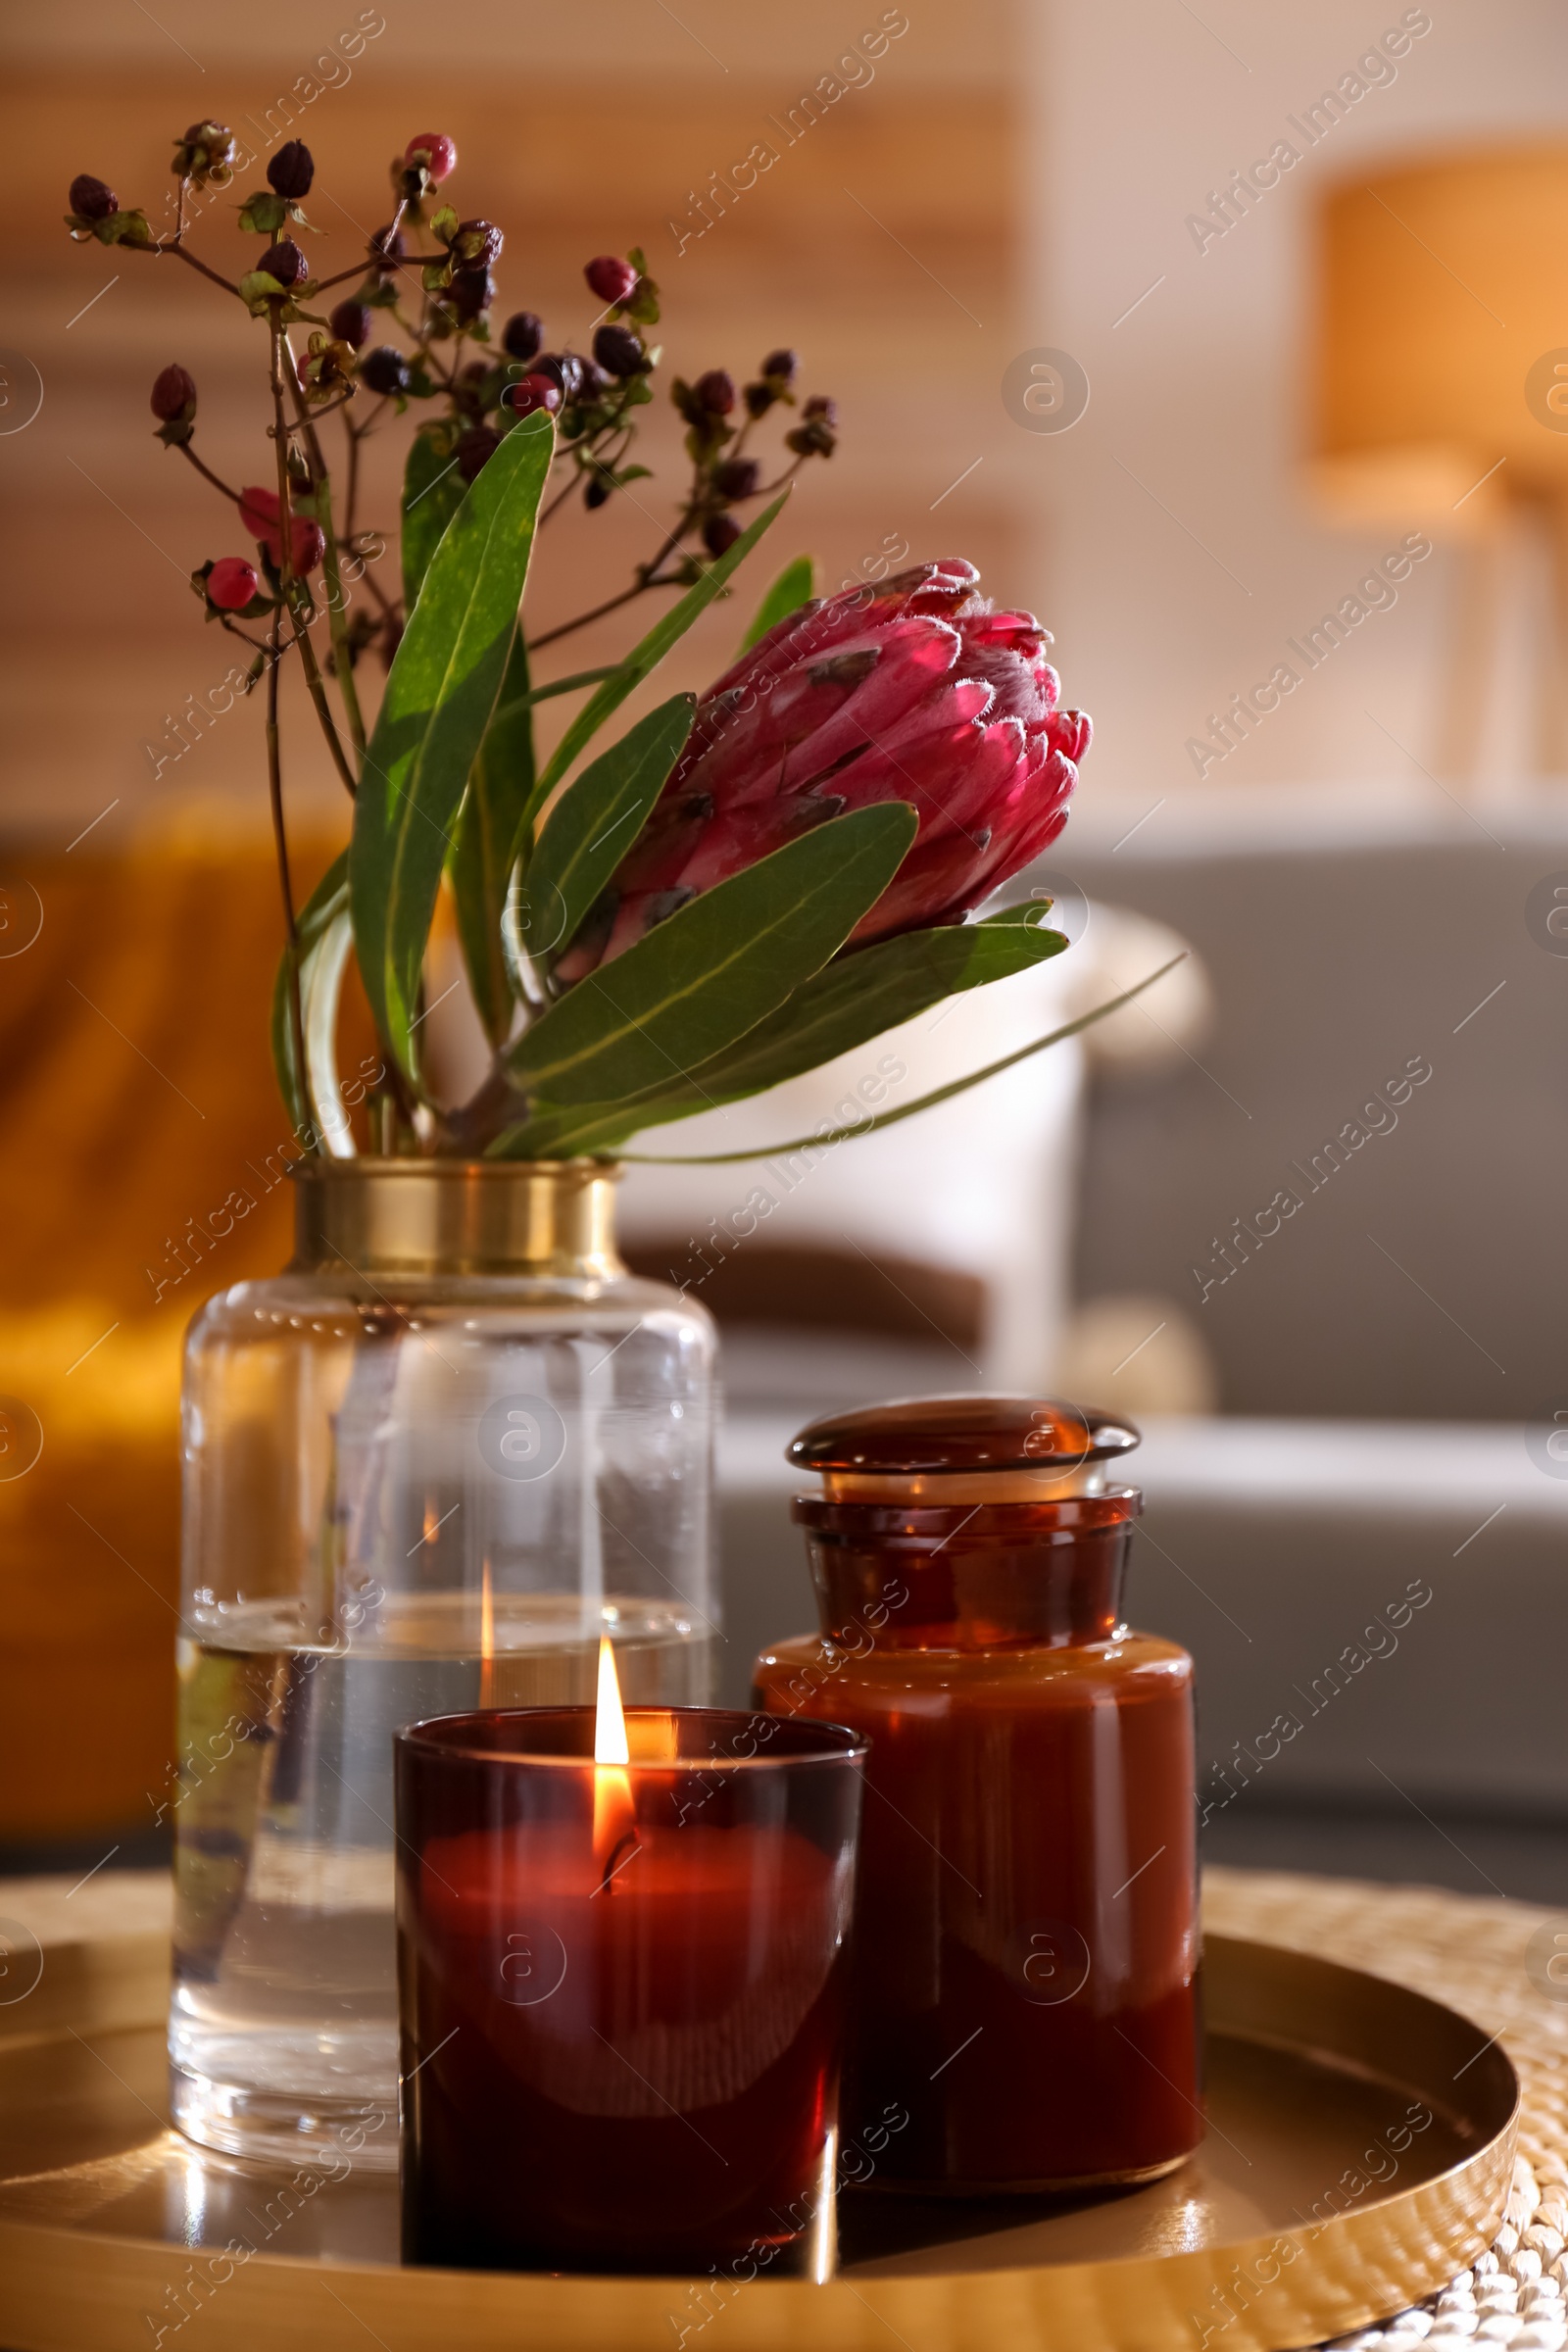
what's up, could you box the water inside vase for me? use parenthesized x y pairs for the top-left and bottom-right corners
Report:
(168, 1591), (711, 2165)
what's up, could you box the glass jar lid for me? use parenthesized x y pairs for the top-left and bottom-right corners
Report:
(788, 1395), (1140, 1478)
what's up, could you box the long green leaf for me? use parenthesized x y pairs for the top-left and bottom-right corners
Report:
(401, 430), (466, 612)
(352, 414), (554, 1079)
(270, 851), (353, 1150)
(513, 491), (788, 858)
(451, 625), (535, 1047)
(491, 903), (1069, 1156)
(740, 553), (815, 653)
(499, 802), (916, 1118)
(520, 694), (694, 965)
(622, 957), (1188, 1163)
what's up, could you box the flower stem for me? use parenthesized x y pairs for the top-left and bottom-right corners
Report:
(280, 338), (368, 759)
(526, 572), (682, 652)
(270, 310), (358, 797)
(267, 612), (311, 1145)
(174, 441), (242, 504)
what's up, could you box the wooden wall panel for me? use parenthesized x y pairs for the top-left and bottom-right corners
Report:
(4, 60), (1024, 835)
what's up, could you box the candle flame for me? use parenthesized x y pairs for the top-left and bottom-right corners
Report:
(594, 1634), (629, 1764)
(478, 1560), (494, 1709)
(592, 1635), (635, 1874)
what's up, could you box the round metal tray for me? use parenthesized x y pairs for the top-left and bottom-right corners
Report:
(0, 1924), (1517, 2351)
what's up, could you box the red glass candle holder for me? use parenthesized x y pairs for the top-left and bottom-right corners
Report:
(753, 1396), (1201, 2196)
(395, 1705), (866, 2273)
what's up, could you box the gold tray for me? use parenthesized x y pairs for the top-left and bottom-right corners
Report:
(0, 1923), (1517, 2352)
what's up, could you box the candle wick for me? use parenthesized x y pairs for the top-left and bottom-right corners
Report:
(596, 1829), (643, 1895)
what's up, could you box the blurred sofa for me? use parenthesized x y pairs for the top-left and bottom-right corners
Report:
(716, 785), (1568, 1897)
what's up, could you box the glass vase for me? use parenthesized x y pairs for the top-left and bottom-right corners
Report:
(169, 1158), (716, 2166)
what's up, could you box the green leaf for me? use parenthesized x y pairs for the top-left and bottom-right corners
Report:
(483, 903), (1068, 1158)
(270, 852), (355, 1149)
(237, 190), (288, 236)
(351, 413), (554, 1079)
(238, 269), (289, 315)
(400, 428), (465, 612)
(520, 694), (694, 966)
(514, 491), (788, 858)
(622, 957), (1188, 1163)
(498, 801), (916, 1122)
(740, 554), (815, 652)
(449, 624), (536, 1048)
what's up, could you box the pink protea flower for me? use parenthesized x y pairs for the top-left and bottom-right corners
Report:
(562, 561), (1089, 977)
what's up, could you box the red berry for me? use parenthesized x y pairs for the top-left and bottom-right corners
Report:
(290, 517), (325, 572)
(584, 254), (638, 306)
(237, 485), (322, 572)
(405, 131), (457, 182)
(208, 557), (259, 611)
(503, 374), (563, 418)
(238, 484), (281, 539)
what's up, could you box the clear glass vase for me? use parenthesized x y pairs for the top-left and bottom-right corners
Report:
(169, 1158), (717, 2166)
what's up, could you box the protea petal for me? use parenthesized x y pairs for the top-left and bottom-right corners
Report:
(562, 559), (1089, 975)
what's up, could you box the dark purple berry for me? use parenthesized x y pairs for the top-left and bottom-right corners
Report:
(804, 395), (837, 424)
(584, 475), (612, 510)
(502, 312), (542, 365)
(259, 239), (307, 289)
(712, 457), (760, 501)
(702, 514), (743, 557)
(69, 174), (117, 220)
(360, 344), (412, 396)
(534, 352), (584, 404)
(267, 141), (314, 199)
(457, 426), (500, 481)
(370, 222), (406, 266)
(593, 322), (646, 379)
(694, 368), (736, 416)
(451, 218), (502, 268)
(761, 348), (798, 384)
(329, 300), (372, 350)
(447, 267), (494, 322)
(151, 364), (196, 421)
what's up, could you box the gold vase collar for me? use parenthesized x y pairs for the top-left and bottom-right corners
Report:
(287, 1159), (624, 1279)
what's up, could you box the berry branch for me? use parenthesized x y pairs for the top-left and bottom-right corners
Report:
(65, 120), (840, 1154)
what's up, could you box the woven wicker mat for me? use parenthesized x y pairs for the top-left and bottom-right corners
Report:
(1206, 1865), (1568, 2351)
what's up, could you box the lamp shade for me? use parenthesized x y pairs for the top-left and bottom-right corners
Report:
(1311, 146), (1568, 535)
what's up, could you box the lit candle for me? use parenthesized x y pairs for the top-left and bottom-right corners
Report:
(395, 1692), (866, 2274)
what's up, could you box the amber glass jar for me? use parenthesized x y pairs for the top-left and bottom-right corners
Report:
(752, 1396), (1200, 2194)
